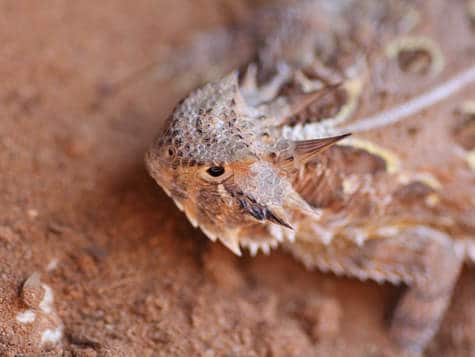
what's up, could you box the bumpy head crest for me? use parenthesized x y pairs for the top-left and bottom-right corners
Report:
(155, 72), (260, 167)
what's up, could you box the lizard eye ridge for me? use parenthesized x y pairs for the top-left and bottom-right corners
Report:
(207, 166), (225, 177)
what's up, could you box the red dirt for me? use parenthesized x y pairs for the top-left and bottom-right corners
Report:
(1, 1), (475, 356)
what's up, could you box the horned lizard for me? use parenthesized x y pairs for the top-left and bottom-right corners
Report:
(146, 0), (475, 354)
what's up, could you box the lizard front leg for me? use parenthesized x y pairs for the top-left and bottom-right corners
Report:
(388, 228), (463, 354)
(284, 225), (463, 354)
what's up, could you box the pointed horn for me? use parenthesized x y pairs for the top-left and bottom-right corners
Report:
(286, 82), (344, 119)
(221, 70), (240, 87)
(241, 63), (258, 92)
(285, 191), (321, 221)
(221, 70), (249, 109)
(294, 133), (351, 163)
(266, 206), (293, 230)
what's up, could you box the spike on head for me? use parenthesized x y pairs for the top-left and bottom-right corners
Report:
(273, 133), (351, 171)
(294, 133), (351, 157)
(293, 133), (351, 163)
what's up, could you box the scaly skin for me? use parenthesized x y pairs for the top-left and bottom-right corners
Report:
(146, 0), (475, 354)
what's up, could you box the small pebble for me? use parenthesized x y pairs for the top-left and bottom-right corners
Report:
(27, 209), (39, 219)
(21, 272), (45, 309)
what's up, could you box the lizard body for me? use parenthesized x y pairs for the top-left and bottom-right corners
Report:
(146, 0), (475, 353)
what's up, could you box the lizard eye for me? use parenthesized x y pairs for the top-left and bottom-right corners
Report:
(207, 166), (225, 177)
(200, 165), (232, 182)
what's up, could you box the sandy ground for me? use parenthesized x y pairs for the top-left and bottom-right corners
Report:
(1, 1), (475, 356)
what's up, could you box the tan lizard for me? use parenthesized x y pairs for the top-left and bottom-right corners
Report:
(146, 0), (475, 354)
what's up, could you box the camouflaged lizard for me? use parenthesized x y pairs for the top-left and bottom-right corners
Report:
(146, 0), (475, 354)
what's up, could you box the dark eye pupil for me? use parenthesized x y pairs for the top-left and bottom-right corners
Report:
(207, 166), (225, 177)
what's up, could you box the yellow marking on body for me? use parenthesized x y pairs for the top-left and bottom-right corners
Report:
(398, 172), (443, 190)
(339, 137), (401, 174)
(325, 78), (363, 127)
(416, 173), (443, 190)
(385, 36), (445, 76)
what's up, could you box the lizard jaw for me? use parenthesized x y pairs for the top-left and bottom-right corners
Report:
(168, 186), (302, 257)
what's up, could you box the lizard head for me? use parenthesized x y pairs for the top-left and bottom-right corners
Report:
(146, 72), (348, 255)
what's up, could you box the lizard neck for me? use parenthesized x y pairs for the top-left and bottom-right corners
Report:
(292, 145), (388, 211)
